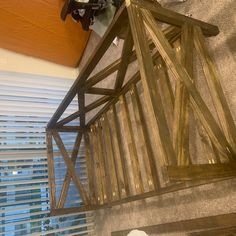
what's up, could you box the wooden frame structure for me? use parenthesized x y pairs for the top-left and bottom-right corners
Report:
(46, 1), (236, 216)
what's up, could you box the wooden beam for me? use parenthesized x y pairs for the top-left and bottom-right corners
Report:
(111, 213), (236, 236)
(49, 126), (84, 132)
(85, 95), (112, 112)
(84, 132), (96, 204)
(110, 104), (131, 196)
(46, 130), (56, 210)
(132, 0), (219, 37)
(57, 133), (83, 208)
(101, 115), (120, 200)
(51, 178), (233, 216)
(93, 123), (107, 204)
(115, 26), (134, 90)
(47, 4), (127, 128)
(173, 23), (193, 165)
(52, 131), (89, 205)
(141, 9), (235, 160)
(126, 1), (177, 167)
(56, 111), (81, 127)
(120, 94), (144, 194)
(130, 84), (160, 190)
(86, 87), (116, 96)
(96, 121), (113, 203)
(167, 162), (236, 181)
(194, 26), (236, 157)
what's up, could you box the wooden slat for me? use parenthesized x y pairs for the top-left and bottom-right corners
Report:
(155, 58), (174, 127)
(111, 213), (236, 236)
(85, 95), (112, 112)
(46, 130), (56, 210)
(100, 116), (120, 200)
(52, 131), (89, 205)
(132, 0), (219, 37)
(96, 121), (112, 203)
(86, 87), (116, 96)
(57, 133), (83, 208)
(126, 2), (177, 169)
(49, 126), (84, 132)
(105, 112), (126, 198)
(141, 9), (235, 160)
(84, 132), (96, 204)
(47, 4), (127, 128)
(110, 104), (130, 196)
(56, 111), (81, 126)
(90, 125), (105, 204)
(115, 25), (134, 90)
(194, 26), (236, 157)
(120, 94), (144, 194)
(167, 162), (236, 181)
(51, 178), (234, 216)
(78, 92), (86, 128)
(173, 23), (193, 165)
(88, 129), (100, 205)
(130, 84), (160, 190)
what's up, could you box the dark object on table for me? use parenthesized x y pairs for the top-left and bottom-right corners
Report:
(61, 0), (122, 31)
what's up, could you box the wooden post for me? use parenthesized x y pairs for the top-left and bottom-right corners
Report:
(46, 130), (56, 210)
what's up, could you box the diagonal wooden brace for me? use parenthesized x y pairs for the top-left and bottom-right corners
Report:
(53, 131), (89, 205)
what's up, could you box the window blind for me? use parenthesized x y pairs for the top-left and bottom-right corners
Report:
(0, 71), (94, 236)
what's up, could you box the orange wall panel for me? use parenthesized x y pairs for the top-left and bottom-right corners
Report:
(0, 0), (90, 67)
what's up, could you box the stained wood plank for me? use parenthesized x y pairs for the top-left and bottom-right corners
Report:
(115, 26), (134, 90)
(88, 129), (100, 205)
(57, 133), (83, 208)
(50, 126), (84, 132)
(52, 131), (89, 205)
(101, 116), (120, 200)
(105, 112), (126, 198)
(172, 23), (193, 165)
(110, 104), (130, 196)
(141, 9), (235, 160)
(84, 132), (96, 204)
(126, 2), (177, 169)
(155, 58), (174, 126)
(52, 178), (234, 216)
(56, 111), (81, 126)
(96, 121), (112, 203)
(46, 130), (56, 210)
(85, 95), (112, 112)
(130, 85), (160, 190)
(194, 26), (236, 157)
(132, 0), (219, 37)
(90, 125), (105, 204)
(167, 163), (236, 180)
(120, 94), (144, 194)
(86, 87), (116, 96)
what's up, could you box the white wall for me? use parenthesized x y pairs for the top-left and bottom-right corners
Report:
(0, 48), (79, 79)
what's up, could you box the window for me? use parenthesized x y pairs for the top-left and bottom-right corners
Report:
(0, 71), (94, 236)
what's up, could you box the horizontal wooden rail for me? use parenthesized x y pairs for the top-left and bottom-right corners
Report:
(167, 163), (236, 181)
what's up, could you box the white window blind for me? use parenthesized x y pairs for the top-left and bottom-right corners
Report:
(0, 71), (94, 236)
